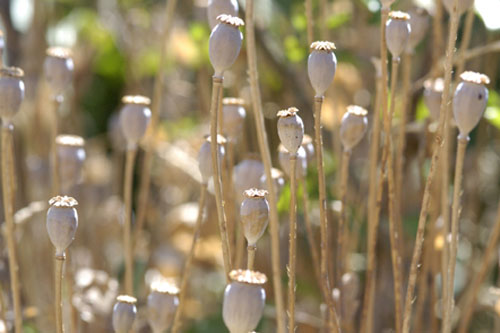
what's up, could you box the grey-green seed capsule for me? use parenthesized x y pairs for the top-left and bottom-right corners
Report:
(44, 47), (74, 99)
(0, 67), (25, 122)
(147, 282), (179, 333)
(386, 11), (411, 58)
(277, 107), (304, 155)
(209, 15), (244, 77)
(307, 41), (337, 97)
(278, 145), (307, 179)
(198, 135), (226, 184)
(112, 295), (137, 333)
(240, 189), (269, 246)
(407, 8), (429, 52)
(340, 105), (368, 151)
(46, 196), (79, 257)
(119, 95), (152, 149)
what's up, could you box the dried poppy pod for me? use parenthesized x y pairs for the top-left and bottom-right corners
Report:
(209, 14), (244, 77)
(259, 168), (285, 198)
(233, 158), (265, 202)
(278, 144), (307, 179)
(407, 8), (429, 52)
(423, 78), (444, 121)
(119, 95), (152, 149)
(307, 41), (337, 97)
(385, 11), (411, 58)
(112, 295), (137, 333)
(44, 47), (74, 99)
(56, 135), (86, 192)
(198, 134), (226, 184)
(301, 134), (315, 164)
(0, 67), (25, 123)
(277, 107), (304, 155)
(207, 0), (239, 29)
(443, 0), (474, 16)
(147, 281), (179, 333)
(223, 269), (267, 333)
(453, 71), (490, 139)
(340, 105), (368, 151)
(240, 189), (269, 246)
(222, 98), (246, 140)
(46, 196), (79, 258)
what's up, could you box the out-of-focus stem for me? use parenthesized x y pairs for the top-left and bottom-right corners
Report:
(432, 0), (444, 71)
(171, 184), (207, 333)
(55, 255), (65, 333)
(456, 8), (475, 76)
(337, 150), (351, 296)
(247, 245), (256, 270)
(245, 1), (285, 331)
(123, 148), (137, 295)
(305, 0), (313, 45)
(288, 155), (298, 333)
(51, 99), (60, 196)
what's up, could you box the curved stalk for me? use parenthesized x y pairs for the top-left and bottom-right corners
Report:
(55, 255), (65, 333)
(123, 148), (137, 295)
(288, 154), (298, 333)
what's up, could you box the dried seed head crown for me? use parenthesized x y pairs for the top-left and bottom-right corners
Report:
(389, 11), (411, 20)
(46, 47), (72, 59)
(217, 14), (245, 27)
(0, 67), (24, 78)
(386, 11), (411, 57)
(209, 14), (244, 75)
(56, 135), (85, 147)
(460, 71), (490, 85)
(346, 105), (368, 117)
(308, 40), (337, 96)
(229, 269), (267, 285)
(223, 97), (245, 106)
(116, 295), (137, 305)
(310, 41), (336, 52)
(151, 280), (180, 295)
(122, 95), (151, 106)
(207, 0), (239, 29)
(276, 107), (299, 118)
(340, 105), (368, 151)
(243, 188), (268, 198)
(49, 196), (78, 208)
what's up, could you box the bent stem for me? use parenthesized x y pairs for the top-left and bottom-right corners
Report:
(288, 154), (298, 333)
(443, 136), (468, 333)
(1, 124), (22, 333)
(245, 1), (285, 331)
(171, 184), (207, 333)
(337, 149), (351, 305)
(123, 147), (137, 295)
(210, 75), (232, 279)
(55, 255), (65, 333)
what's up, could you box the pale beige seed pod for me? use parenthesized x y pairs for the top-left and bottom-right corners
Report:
(223, 270), (267, 333)
(56, 135), (86, 193)
(443, 0), (474, 16)
(222, 98), (246, 140)
(307, 41), (337, 97)
(147, 281), (179, 333)
(277, 107), (304, 155)
(407, 8), (429, 52)
(112, 295), (137, 333)
(209, 15), (245, 77)
(240, 189), (269, 246)
(44, 47), (74, 99)
(259, 168), (285, 198)
(233, 158), (265, 203)
(453, 71), (490, 139)
(340, 105), (368, 151)
(423, 78), (444, 121)
(198, 135), (226, 184)
(386, 11), (411, 58)
(46, 196), (79, 257)
(0, 67), (25, 123)
(207, 0), (239, 29)
(278, 144), (307, 179)
(119, 95), (152, 149)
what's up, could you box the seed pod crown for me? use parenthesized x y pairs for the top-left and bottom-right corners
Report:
(308, 41), (337, 97)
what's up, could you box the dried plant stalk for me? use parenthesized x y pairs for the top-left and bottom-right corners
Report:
(171, 184), (207, 333)
(337, 150), (351, 292)
(432, 0), (444, 70)
(1, 125), (22, 333)
(51, 99), (60, 196)
(288, 154), (298, 333)
(247, 245), (256, 270)
(245, 1), (285, 331)
(123, 148), (137, 295)
(55, 255), (64, 333)
(305, 0), (313, 45)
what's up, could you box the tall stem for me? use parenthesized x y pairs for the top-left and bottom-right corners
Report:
(288, 155), (298, 333)
(305, 0), (313, 45)
(210, 76), (232, 279)
(171, 184), (207, 333)
(55, 255), (65, 333)
(1, 124), (22, 333)
(314, 96), (341, 332)
(247, 245), (256, 270)
(401, 0), (461, 330)
(337, 149), (351, 304)
(245, 1), (285, 330)
(51, 99), (60, 196)
(123, 148), (137, 295)
(442, 136), (468, 333)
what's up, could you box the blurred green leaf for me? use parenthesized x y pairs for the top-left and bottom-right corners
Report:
(415, 96), (430, 122)
(485, 90), (500, 130)
(327, 12), (351, 30)
(284, 35), (307, 63)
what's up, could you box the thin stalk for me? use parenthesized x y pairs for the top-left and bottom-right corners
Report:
(401, 0), (461, 330)
(235, 222), (246, 269)
(337, 149), (351, 299)
(458, 200), (500, 333)
(456, 8), (475, 76)
(245, 1), (285, 331)
(288, 154), (298, 333)
(210, 76), (232, 279)
(432, 0), (444, 70)
(442, 136), (468, 333)
(247, 245), (256, 270)
(55, 255), (65, 333)
(1, 124), (22, 333)
(305, 0), (313, 45)
(314, 96), (341, 332)
(51, 99), (60, 196)
(413, 233), (433, 332)
(171, 184), (207, 333)
(123, 148), (137, 295)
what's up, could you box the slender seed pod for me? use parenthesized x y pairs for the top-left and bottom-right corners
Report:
(453, 71), (490, 139)
(340, 105), (368, 151)
(222, 98), (246, 141)
(147, 281), (179, 333)
(407, 8), (429, 52)
(207, 0), (239, 29)
(223, 270), (267, 333)
(443, 0), (474, 16)
(112, 295), (137, 333)
(198, 135), (226, 185)
(278, 144), (307, 179)
(0, 67), (25, 123)
(56, 135), (86, 192)
(386, 11), (411, 58)
(277, 107), (304, 155)
(423, 78), (444, 121)
(259, 168), (285, 199)
(119, 95), (152, 149)
(301, 134), (315, 164)
(209, 15), (245, 77)
(307, 41), (337, 97)
(46, 196), (79, 257)
(240, 189), (269, 246)
(44, 47), (74, 99)
(233, 158), (265, 203)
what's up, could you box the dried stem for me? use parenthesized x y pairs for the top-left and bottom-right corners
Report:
(401, 1), (461, 330)
(247, 245), (256, 270)
(456, 8), (475, 76)
(288, 154), (298, 333)
(432, 0), (444, 70)
(1, 124), (22, 333)
(305, 0), (313, 45)
(55, 255), (65, 333)
(51, 98), (60, 196)
(123, 147), (137, 295)
(443, 136), (468, 333)
(210, 76), (232, 279)
(314, 96), (341, 332)
(171, 184), (207, 333)
(337, 150), (351, 296)
(245, 1), (285, 331)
